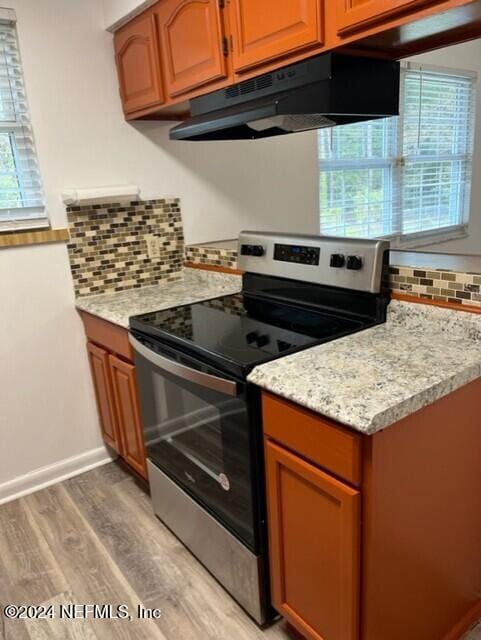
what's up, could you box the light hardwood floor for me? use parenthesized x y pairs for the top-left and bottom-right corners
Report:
(0, 462), (480, 640)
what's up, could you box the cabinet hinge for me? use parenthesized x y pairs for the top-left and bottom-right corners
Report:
(222, 36), (229, 57)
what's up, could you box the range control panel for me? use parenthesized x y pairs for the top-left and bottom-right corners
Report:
(274, 243), (320, 266)
(238, 232), (389, 294)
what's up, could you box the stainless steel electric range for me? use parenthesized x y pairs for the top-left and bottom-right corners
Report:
(129, 232), (390, 625)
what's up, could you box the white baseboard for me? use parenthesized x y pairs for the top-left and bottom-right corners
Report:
(0, 447), (115, 506)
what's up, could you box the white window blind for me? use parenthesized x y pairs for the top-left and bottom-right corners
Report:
(318, 64), (477, 243)
(0, 15), (47, 232)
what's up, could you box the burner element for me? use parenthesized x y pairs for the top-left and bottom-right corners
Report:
(256, 334), (270, 348)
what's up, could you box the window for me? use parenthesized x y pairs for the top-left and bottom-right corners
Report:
(0, 10), (47, 232)
(318, 63), (477, 245)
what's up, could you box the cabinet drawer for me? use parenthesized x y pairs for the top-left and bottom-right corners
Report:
(262, 392), (362, 486)
(80, 312), (133, 361)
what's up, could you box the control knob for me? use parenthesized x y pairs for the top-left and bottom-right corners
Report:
(251, 245), (264, 257)
(241, 244), (264, 257)
(346, 255), (363, 271)
(330, 253), (345, 268)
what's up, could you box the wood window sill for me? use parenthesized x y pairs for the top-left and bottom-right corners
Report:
(0, 228), (70, 248)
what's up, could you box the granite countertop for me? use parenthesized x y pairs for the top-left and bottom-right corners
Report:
(78, 270), (481, 436)
(248, 300), (481, 435)
(75, 268), (242, 328)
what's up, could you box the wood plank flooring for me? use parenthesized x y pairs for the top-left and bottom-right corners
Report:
(0, 462), (480, 640)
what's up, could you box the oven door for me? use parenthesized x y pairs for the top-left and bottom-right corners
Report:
(129, 333), (258, 551)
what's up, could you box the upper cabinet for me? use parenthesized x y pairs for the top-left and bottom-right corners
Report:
(155, 0), (229, 98)
(112, 0), (481, 118)
(230, 0), (323, 73)
(114, 9), (164, 115)
(336, 0), (436, 34)
(336, 0), (387, 33)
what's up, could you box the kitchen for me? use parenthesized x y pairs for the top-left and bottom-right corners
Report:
(1, 1), (481, 639)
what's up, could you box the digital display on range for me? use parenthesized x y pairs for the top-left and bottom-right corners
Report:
(274, 244), (320, 266)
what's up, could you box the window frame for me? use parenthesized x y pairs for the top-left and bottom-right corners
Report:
(318, 62), (477, 248)
(0, 10), (48, 233)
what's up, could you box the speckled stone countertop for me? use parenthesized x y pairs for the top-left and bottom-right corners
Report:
(75, 268), (242, 328)
(248, 300), (481, 435)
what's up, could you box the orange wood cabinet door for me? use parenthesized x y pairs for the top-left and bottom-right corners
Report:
(87, 342), (122, 454)
(109, 354), (147, 480)
(265, 439), (360, 640)
(230, 0), (323, 73)
(114, 9), (164, 115)
(337, 0), (388, 33)
(156, 0), (228, 98)
(336, 0), (435, 33)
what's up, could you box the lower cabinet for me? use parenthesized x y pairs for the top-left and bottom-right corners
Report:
(82, 312), (147, 481)
(109, 354), (147, 479)
(263, 384), (481, 640)
(87, 342), (123, 454)
(265, 439), (360, 640)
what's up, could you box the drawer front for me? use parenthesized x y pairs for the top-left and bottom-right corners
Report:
(262, 392), (362, 486)
(80, 311), (133, 361)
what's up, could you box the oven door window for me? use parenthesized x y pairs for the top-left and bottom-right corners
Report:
(135, 345), (256, 550)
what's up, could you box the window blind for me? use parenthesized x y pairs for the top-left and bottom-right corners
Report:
(318, 64), (477, 243)
(0, 17), (47, 232)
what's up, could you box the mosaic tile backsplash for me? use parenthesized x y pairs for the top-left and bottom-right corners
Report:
(385, 265), (481, 308)
(67, 199), (184, 297)
(185, 243), (238, 270)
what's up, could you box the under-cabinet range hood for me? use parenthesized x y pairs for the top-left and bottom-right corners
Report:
(170, 53), (400, 141)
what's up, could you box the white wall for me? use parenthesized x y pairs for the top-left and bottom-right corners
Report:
(0, 243), (108, 492)
(102, 0), (156, 31)
(3, 0), (481, 495)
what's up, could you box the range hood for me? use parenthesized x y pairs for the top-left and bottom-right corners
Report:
(170, 53), (400, 141)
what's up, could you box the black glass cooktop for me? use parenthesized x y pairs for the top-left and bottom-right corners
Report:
(130, 293), (365, 377)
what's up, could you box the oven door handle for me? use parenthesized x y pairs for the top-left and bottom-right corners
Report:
(129, 335), (241, 397)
